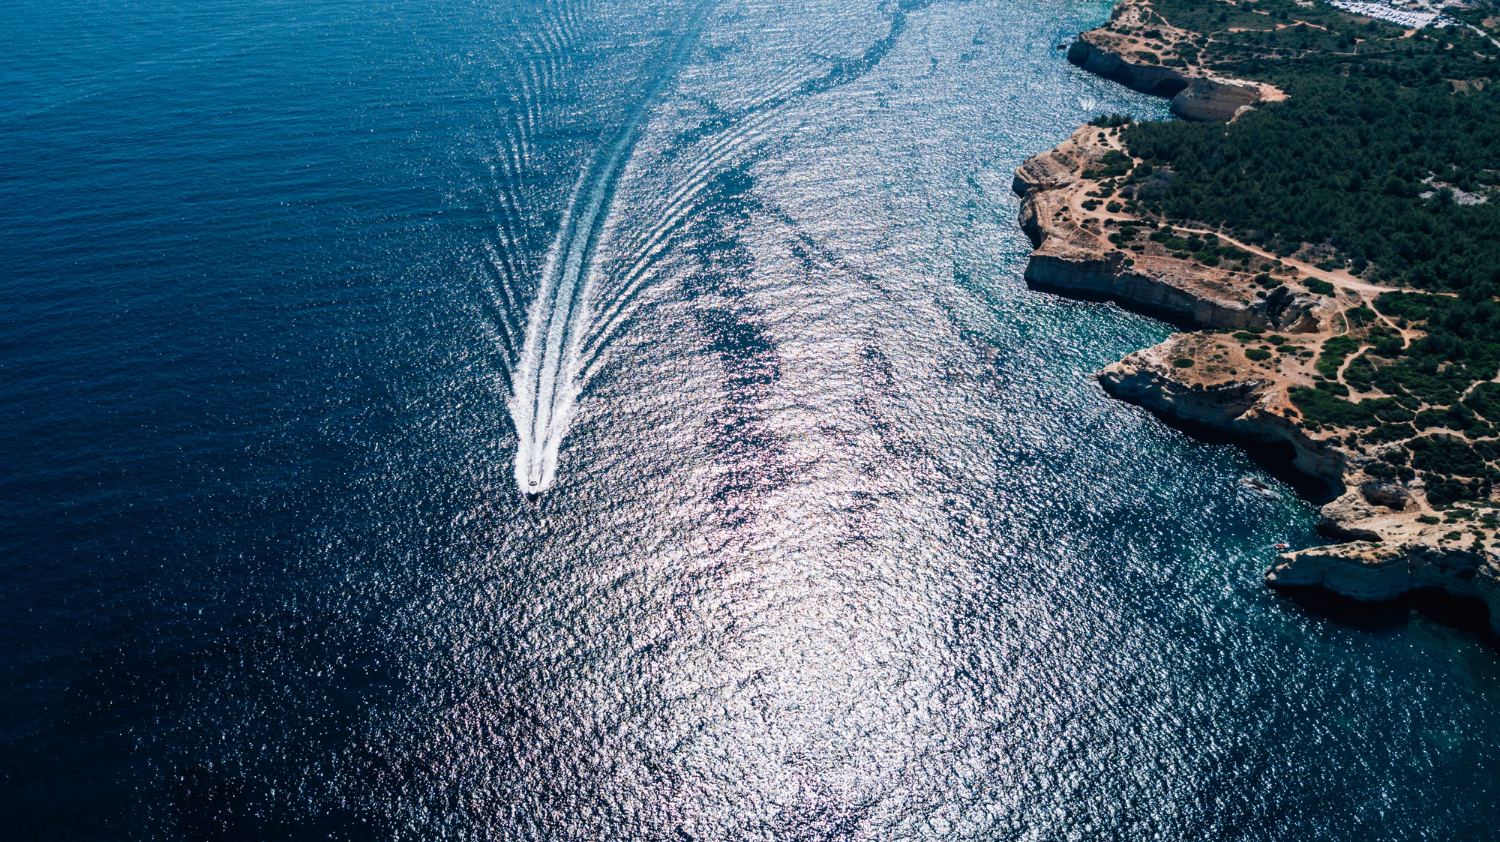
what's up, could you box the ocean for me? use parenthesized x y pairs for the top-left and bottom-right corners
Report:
(2, 0), (1499, 838)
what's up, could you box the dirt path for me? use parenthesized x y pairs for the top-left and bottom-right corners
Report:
(1088, 198), (1445, 298)
(1158, 224), (1431, 296)
(1075, 130), (1445, 299)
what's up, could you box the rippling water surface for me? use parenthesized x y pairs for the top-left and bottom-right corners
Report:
(4, 0), (1500, 839)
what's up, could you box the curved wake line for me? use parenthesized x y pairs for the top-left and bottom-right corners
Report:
(509, 1), (714, 495)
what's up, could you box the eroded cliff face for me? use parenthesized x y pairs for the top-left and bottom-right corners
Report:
(1267, 543), (1500, 634)
(1013, 128), (1319, 331)
(1096, 347), (1345, 493)
(1170, 77), (1265, 122)
(1066, 37), (1188, 97)
(1013, 125), (1500, 631)
(1065, 3), (1284, 121)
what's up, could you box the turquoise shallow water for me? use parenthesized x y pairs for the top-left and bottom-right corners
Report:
(2, 0), (1499, 838)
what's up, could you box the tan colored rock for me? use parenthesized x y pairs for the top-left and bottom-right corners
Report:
(1066, 0), (1284, 123)
(1170, 77), (1265, 122)
(1013, 120), (1500, 632)
(1360, 482), (1414, 512)
(1096, 345), (1345, 492)
(1067, 36), (1190, 97)
(1267, 541), (1500, 634)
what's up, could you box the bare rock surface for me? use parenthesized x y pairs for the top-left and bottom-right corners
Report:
(1066, 0), (1285, 121)
(1013, 116), (1500, 630)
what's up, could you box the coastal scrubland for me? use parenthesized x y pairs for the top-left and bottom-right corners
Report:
(1018, 0), (1500, 627)
(1100, 0), (1500, 510)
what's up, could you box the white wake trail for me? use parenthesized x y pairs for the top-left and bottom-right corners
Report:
(509, 2), (713, 495)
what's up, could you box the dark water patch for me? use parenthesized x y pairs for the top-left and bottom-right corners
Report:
(1278, 585), (1500, 644)
(1116, 403), (1344, 505)
(682, 166), (794, 522)
(5, 0), (1500, 838)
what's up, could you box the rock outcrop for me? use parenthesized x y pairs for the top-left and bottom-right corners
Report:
(1064, 1), (1284, 122)
(1169, 77), (1265, 122)
(1267, 543), (1500, 634)
(1066, 38), (1189, 97)
(1096, 349), (1345, 494)
(1013, 123), (1500, 633)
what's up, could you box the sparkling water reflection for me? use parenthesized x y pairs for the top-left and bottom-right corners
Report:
(1, 0), (1499, 839)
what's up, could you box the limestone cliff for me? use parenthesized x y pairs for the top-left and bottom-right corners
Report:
(1065, 0), (1284, 122)
(1012, 123), (1500, 632)
(1012, 128), (1320, 331)
(1096, 347), (1344, 493)
(1170, 77), (1266, 122)
(1066, 37), (1188, 97)
(1267, 543), (1500, 634)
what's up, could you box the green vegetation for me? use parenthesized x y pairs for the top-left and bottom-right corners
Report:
(1146, 226), (1254, 267)
(1345, 306), (1377, 328)
(1095, 0), (1500, 506)
(1083, 149), (1134, 179)
(1408, 435), (1492, 480)
(1089, 112), (1134, 128)
(1317, 335), (1360, 379)
(1119, 1), (1500, 293)
(1280, 288), (1500, 503)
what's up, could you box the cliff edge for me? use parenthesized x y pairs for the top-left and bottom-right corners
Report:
(1066, 0), (1284, 120)
(1014, 124), (1500, 634)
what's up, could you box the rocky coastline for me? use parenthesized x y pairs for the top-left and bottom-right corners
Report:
(1021, 1), (1500, 633)
(1064, 0), (1284, 120)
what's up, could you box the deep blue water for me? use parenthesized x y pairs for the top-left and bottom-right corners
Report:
(3, 0), (1499, 839)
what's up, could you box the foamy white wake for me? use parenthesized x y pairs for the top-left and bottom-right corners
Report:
(509, 3), (713, 495)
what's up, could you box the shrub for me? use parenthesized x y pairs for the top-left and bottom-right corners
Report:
(1463, 382), (1500, 421)
(1085, 150), (1133, 179)
(1371, 400), (1415, 423)
(1290, 387), (1378, 428)
(1304, 279), (1336, 296)
(1427, 477), (1484, 507)
(1363, 422), (1416, 443)
(1317, 335), (1362, 378)
(1407, 435), (1489, 478)
(1345, 354), (1378, 391)
(1245, 348), (1272, 361)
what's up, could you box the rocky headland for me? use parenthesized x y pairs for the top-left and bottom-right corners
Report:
(1021, 0), (1500, 633)
(1065, 0), (1284, 120)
